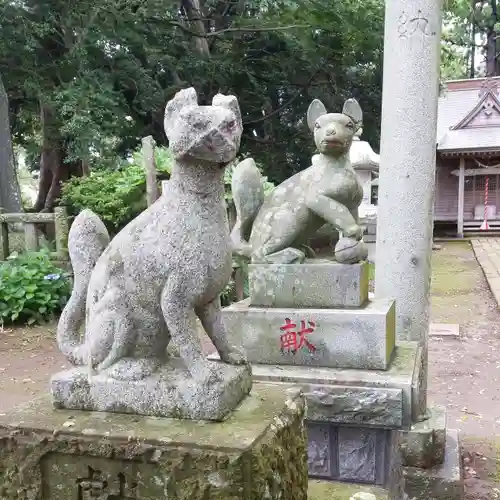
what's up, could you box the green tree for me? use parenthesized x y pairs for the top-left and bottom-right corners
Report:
(443, 0), (500, 79)
(0, 0), (385, 200)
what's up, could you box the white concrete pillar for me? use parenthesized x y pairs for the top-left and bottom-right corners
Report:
(375, 1), (443, 418)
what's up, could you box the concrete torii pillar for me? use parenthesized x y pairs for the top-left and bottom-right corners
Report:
(375, 0), (443, 419)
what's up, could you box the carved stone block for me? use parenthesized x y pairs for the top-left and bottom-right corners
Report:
(308, 423), (332, 478)
(304, 385), (403, 428)
(0, 385), (308, 500)
(51, 358), (252, 421)
(338, 427), (378, 482)
(399, 406), (446, 468)
(223, 298), (396, 370)
(306, 423), (389, 485)
(248, 261), (369, 308)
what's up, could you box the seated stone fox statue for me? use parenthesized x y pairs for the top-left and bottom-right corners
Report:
(57, 88), (247, 382)
(230, 98), (368, 264)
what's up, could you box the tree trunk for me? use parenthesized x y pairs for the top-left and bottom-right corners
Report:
(0, 73), (22, 212)
(486, 0), (497, 76)
(33, 101), (82, 213)
(470, 0), (476, 78)
(182, 0), (211, 57)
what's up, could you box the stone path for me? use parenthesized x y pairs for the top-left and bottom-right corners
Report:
(471, 238), (500, 307)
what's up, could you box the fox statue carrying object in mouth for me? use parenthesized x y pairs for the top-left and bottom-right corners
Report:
(57, 88), (247, 382)
(231, 98), (368, 265)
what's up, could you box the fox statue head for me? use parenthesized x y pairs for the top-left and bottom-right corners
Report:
(164, 88), (243, 165)
(307, 98), (363, 157)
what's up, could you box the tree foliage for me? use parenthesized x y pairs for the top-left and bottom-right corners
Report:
(0, 0), (384, 205)
(443, 0), (500, 79)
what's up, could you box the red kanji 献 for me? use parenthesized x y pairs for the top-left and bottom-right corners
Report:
(280, 318), (316, 353)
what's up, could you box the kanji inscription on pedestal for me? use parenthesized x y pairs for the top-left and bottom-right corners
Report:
(279, 318), (317, 354)
(77, 467), (137, 500)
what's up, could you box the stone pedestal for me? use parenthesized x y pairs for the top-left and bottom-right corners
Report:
(223, 298), (395, 370)
(249, 261), (369, 308)
(51, 358), (252, 421)
(221, 259), (462, 499)
(230, 343), (462, 500)
(0, 385), (308, 500)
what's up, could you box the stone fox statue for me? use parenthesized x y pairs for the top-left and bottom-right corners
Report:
(230, 98), (368, 264)
(57, 88), (247, 382)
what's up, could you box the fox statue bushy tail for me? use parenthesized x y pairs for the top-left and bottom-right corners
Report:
(57, 209), (110, 364)
(230, 158), (264, 258)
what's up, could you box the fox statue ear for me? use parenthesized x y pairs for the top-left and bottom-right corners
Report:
(164, 87), (198, 139)
(343, 98), (363, 130)
(307, 99), (327, 131)
(213, 93), (243, 132)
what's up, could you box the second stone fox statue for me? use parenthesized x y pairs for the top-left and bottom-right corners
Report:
(231, 97), (369, 265)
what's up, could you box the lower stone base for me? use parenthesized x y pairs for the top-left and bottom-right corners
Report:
(0, 385), (307, 500)
(51, 357), (252, 421)
(400, 406), (446, 468)
(245, 343), (421, 427)
(403, 429), (463, 500)
(308, 480), (390, 500)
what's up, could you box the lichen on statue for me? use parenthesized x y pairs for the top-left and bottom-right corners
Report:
(230, 98), (368, 265)
(56, 87), (248, 383)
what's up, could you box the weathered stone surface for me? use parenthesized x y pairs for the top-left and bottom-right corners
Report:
(399, 406), (446, 468)
(386, 431), (408, 500)
(335, 237), (369, 264)
(223, 298), (396, 370)
(411, 343), (427, 423)
(54, 88), (251, 419)
(51, 358), (252, 421)
(308, 480), (390, 500)
(241, 343), (420, 427)
(308, 423), (332, 477)
(403, 429), (463, 500)
(338, 427), (378, 482)
(249, 260), (369, 308)
(0, 384), (308, 500)
(304, 385), (403, 427)
(306, 422), (409, 495)
(375, 0), (443, 421)
(429, 324), (460, 338)
(231, 98), (367, 265)
(307, 422), (389, 484)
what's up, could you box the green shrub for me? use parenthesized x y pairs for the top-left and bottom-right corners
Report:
(61, 147), (174, 233)
(61, 145), (275, 234)
(0, 250), (71, 325)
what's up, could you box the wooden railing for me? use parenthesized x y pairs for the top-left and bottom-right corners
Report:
(0, 207), (69, 262)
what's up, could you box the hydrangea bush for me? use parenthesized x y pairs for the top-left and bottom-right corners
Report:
(0, 250), (71, 325)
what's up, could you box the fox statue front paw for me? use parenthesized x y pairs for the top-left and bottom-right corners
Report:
(344, 224), (364, 241)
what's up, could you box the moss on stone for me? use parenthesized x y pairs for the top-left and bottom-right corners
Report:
(388, 344), (418, 376)
(308, 479), (389, 500)
(0, 385), (307, 500)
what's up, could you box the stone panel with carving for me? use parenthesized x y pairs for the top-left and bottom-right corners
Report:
(338, 427), (377, 483)
(307, 423), (332, 478)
